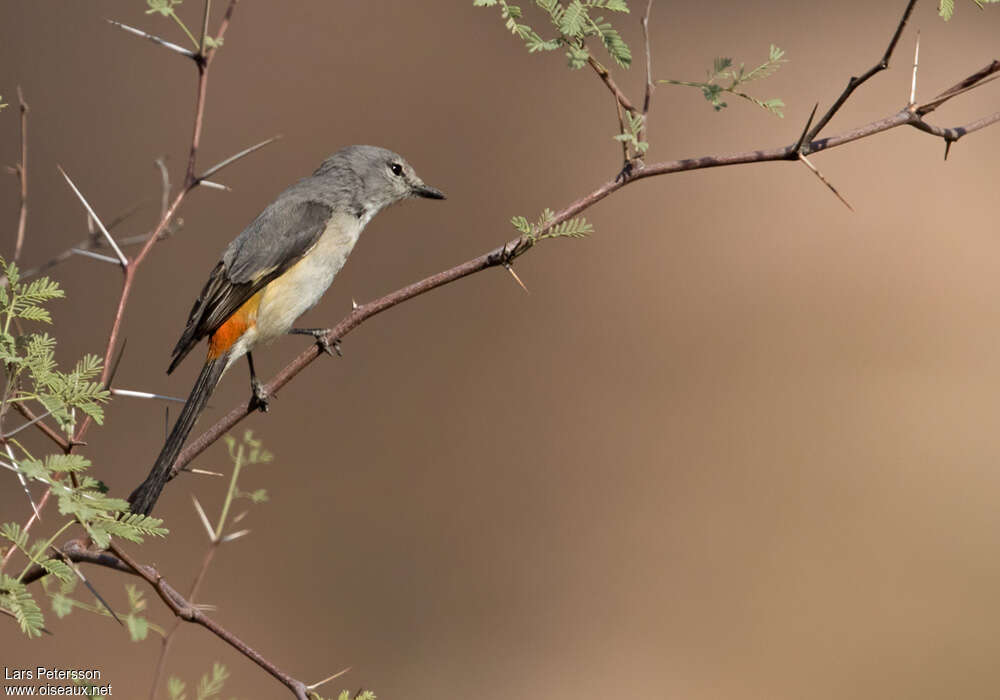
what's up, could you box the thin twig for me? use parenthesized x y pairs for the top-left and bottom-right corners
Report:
(909, 110), (1000, 159)
(106, 543), (311, 700)
(910, 30), (920, 105)
(155, 158), (171, 220)
(13, 87), (28, 263)
(792, 103), (819, 154)
(807, 0), (918, 141)
(915, 60), (1000, 115)
(22, 539), (310, 699)
(148, 522), (219, 700)
(1, 408), (53, 439)
(13, 403), (70, 450)
(586, 55), (638, 115)
(200, 0), (213, 54)
(614, 100), (629, 162)
(197, 134), (283, 181)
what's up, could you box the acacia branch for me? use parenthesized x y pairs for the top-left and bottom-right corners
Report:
(915, 59), (1000, 114)
(22, 541), (310, 699)
(148, 538), (218, 700)
(169, 59), (999, 482)
(109, 544), (311, 699)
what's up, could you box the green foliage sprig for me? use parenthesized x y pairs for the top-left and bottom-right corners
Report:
(167, 663), (231, 700)
(0, 258), (166, 638)
(512, 208), (594, 243)
(166, 663), (376, 700)
(939, 0), (1000, 20)
(659, 45), (787, 117)
(146, 0), (222, 49)
(0, 261), (109, 432)
(474, 0), (631, 69)
(615, 110), (648, 155)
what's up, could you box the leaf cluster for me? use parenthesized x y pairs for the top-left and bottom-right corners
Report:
(614, 110), (648, 155)
(0, 260), (109, 432)
(939, 0), (1000, 20)
(474, 0), (631, 70)
(168, 663), (232, 700)
(512, 207), (594, 243)
(146, 0), (222, 50)
(44, 575), (160, 646)
(659, 45), (787, 117)
(0, 258), (167, 638)
(222, 429), (273, 509)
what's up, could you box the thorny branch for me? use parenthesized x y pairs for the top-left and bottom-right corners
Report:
(23, 541), (312, 700)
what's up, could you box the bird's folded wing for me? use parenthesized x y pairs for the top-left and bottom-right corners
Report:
(167, 198), (333, 372)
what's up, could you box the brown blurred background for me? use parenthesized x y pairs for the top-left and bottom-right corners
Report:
(2, 1), (1000, 698)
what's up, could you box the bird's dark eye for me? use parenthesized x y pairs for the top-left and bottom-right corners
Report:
(389, 162), (403, 176)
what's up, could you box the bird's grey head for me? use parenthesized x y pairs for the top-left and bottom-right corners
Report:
(313, 145), (445, 219)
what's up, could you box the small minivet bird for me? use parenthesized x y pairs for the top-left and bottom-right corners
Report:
(128, 145), (445, 515)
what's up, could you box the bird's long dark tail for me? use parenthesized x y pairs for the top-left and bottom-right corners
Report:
(128, 354), (229, 516)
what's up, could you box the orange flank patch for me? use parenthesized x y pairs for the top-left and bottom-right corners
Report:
(208, 293), (262, 359)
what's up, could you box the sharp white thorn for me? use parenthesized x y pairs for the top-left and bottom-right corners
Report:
(191, 496), (216, 542)
(58, 167), (128, 266)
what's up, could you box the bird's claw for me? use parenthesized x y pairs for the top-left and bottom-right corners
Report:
(615, 159), (635, 183)
(291, 328), (342, 357)
(249, 379), (269, 413)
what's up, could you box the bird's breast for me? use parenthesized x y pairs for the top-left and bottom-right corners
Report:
(253, 212), (363, 345)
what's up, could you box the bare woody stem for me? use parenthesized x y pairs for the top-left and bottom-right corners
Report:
(104, 543), (311, 700)
(587, 55), (638, 115)
(21, 542), (311, 698)
(148, 542), (218, 700)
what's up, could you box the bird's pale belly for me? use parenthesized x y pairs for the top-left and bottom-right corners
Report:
(226, 212), (362, 365)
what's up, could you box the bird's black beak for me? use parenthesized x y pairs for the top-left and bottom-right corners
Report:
(413, 184), (446, 200)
